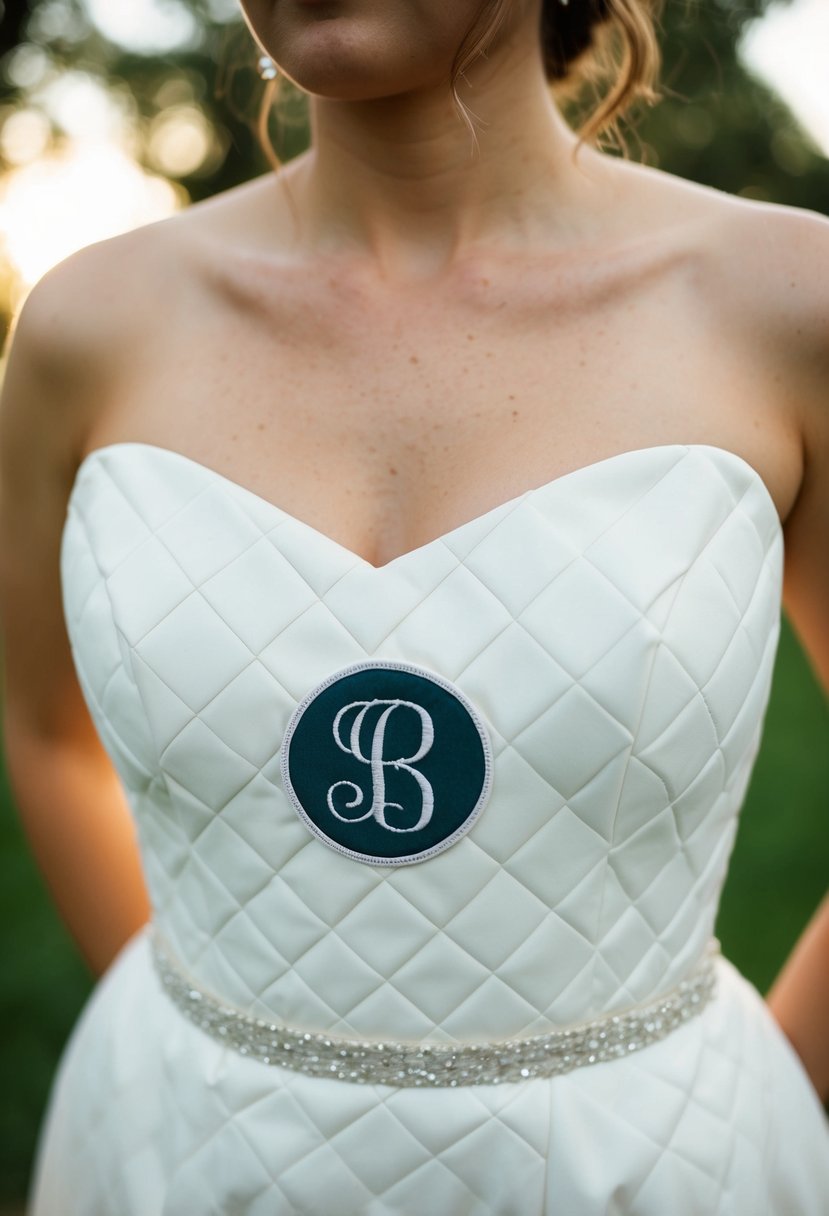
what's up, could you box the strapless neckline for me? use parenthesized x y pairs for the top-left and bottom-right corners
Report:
(65, 440), (783, 572)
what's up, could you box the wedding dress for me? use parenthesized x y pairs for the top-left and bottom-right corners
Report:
(28, 441), (829, 1214)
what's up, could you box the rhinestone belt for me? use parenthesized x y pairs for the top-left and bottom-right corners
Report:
(149, 924), (719, 1088)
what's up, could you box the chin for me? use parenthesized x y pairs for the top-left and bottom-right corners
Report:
(283, 59), (445, 103)
(269, 11), (452, 101)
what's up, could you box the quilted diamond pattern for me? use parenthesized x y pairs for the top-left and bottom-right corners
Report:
(29, 932), (829, 1214)
(57, 442), (783, 1037)
(27, 440), (829, 1215)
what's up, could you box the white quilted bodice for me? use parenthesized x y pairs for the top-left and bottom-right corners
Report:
(60, 442), (783, 1044)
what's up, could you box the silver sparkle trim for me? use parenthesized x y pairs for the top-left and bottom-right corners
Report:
(149, 926), (719, 1087)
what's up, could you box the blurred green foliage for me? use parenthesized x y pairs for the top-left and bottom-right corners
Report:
(1, 0), (828, 1205)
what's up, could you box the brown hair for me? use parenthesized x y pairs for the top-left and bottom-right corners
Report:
(249, 0), (666, 170)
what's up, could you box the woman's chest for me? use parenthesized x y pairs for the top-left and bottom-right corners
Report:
(85, 234), (794, 568)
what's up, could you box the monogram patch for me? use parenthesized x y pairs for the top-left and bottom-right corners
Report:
(280, 660), (493, 865)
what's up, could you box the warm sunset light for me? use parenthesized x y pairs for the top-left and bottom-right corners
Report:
(0, 142), (183, 306)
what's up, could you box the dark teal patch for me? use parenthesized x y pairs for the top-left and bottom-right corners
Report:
(280, 660), (493, 865)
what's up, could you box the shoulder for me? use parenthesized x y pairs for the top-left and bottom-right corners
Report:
(616, 159), (828, 334)
(659, 184), (829, 466)
(707, 195), (829, 349)
(690, 195), (829, 694)
(0, 173), (291, 491)
(611, 158), (828, 355)
(719, 200), (829, 469)
(8, 170), (291, 369)
(7, 214), (191, 375)
(0, 221), (181, 486)
(708, 195), (828, 442)
(4, 193), (229, 428)
(708, 195), (829, 692)
(619, 163), (828, 473)
(5, 221), (172, 400)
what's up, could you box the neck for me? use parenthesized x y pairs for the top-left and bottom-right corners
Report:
(281, 28), (615, 280)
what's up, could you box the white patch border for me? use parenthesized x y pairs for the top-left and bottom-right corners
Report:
(280, 658), (494, 866)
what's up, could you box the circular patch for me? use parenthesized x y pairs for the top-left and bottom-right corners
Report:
(280, 660), (493, 865)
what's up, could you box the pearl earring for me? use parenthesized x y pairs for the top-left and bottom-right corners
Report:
(257, 54), (278, 81)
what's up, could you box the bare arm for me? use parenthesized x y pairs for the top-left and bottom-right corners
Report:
(766, 894), (829, 1104)
(761, 206), (829, 1102)
(0, 252), (151, 979)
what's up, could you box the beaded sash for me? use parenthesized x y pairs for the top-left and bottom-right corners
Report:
(148, 924), (719, 1088)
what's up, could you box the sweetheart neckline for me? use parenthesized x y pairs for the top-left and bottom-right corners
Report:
(66, 440), (783, 572)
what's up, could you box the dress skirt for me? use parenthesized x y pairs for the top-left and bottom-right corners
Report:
(28, 922), (829, 1216)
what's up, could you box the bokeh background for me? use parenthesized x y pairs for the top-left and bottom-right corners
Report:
(1, 0), (828, 1207)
